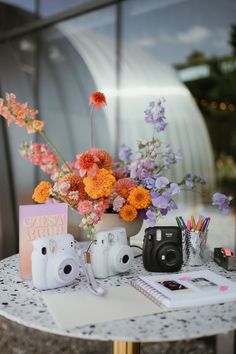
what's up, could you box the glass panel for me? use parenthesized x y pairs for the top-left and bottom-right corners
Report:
(39, 0), (92, 18)
(37, 5), (116, 163)
(122, 0), (236, 247)
(0, 34), (37, 207)
(0, 0), (35, 13)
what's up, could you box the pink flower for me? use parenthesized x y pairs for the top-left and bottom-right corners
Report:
(53, 181), (70, 196)
(94, 199), (109, 216)
(4, 93), (40, 129)
(77, 200), (94, 215)
(19, 142), (59, 176)
(0, 98), (14, 126)
(113, 196), (125, 212)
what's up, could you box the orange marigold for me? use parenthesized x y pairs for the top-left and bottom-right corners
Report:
(114, 178), (137, 199)
(89, 91), (107, 109)
(32, 181), (52, 203)
(128, 186), (151, 209)
(119, 204), (137, 222)
(84, 168), (115, 199)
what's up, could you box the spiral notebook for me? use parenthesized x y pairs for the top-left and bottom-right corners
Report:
(131, 270), (236, 308)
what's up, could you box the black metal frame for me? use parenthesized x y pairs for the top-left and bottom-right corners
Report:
(0, 0), (125, 43)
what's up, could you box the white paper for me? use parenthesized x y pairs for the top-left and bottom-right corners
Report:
(42, 285), (164, 329)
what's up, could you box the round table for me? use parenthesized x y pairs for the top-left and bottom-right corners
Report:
(0, 248), (236, 354)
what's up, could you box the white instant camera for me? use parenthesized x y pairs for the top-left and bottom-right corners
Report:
(32, 234), (79, 290)
(90, 227), (134, 279)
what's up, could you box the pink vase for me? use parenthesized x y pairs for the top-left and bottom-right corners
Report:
(95, 213), (143, 238)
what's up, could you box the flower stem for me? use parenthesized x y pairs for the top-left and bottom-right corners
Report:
(40, 131), (72, 172)
(89, 105), (94, 148)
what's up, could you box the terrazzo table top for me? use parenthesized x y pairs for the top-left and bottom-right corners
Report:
(0, 244), (236, 343)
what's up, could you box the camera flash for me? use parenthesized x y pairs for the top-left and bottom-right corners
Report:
(156, 230), (162, 241)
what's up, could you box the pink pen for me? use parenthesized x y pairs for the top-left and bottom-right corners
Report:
(187, 220), (191, 231)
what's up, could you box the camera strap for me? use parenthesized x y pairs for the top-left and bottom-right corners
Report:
(78, 249), (106, 296)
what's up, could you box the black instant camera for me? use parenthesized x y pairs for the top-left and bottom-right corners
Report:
(143, 226), (183, 272)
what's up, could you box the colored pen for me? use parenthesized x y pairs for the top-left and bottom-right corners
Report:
(196, 217), (204, 231)
(179, 216), (187, 230)
(191, 215), (196, 230)
(187, 220), (191, 231)
(204, 217), (211, 231)
(175, 217), (183, 230)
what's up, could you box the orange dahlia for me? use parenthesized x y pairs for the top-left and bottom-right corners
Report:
(56, 173), (87, 207)
(75, 151), (99, 177)
(112, 170), (126, 180)
(32, 181), (52, 203)
(114, 178), (137, 199)
(84, 168), (115, 199)
(90, 148), (113, 170)
(128, 186), (151, 209)
(119, 204), (137, 222)
(89, 91), (107, 109)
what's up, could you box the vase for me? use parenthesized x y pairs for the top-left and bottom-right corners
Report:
(95, 213), (143, 238)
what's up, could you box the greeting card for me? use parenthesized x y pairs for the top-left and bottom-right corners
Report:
(19, 203), (68, 279)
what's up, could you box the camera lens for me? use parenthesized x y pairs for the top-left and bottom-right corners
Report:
(166, 250), (176, 265)
(157, 244), (182, 271)
(122, 255), (129, 264)
(41, 247), (47, 255)
(64, 264), (72, 274)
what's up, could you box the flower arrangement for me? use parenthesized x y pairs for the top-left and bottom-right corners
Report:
(0, 92), (233, 240)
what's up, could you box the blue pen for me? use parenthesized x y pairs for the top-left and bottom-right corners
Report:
(202, 217), (209, 232)
(204, 217), (211, 231)
(200, 217), (207, 232)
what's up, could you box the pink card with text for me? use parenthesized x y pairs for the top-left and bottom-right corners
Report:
(19, 203), (68, 279)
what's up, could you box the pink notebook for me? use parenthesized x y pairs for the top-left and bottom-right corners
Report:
(19, 203), (68, 279)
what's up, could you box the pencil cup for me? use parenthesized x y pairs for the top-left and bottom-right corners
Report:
(182, 230), (208, 266)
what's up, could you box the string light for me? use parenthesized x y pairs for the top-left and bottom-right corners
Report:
(195, 98), (236, 112)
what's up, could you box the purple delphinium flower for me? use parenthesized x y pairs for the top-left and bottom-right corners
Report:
(185, 176), (193, 188)
(155, 176), (169, 189)
(118, 144), (132, 163)
(193, 174), (207, 185)
(144, 176), (156, 189)
(144, 100), (168, 133)
(169, 200), (178, 210)
(163, 155), (173, 167)
(184, 173), (207, 188)
(212, 193), (233, 214)
(152, 194), (170, 209)
(155, 100), (168, 132)
(167, 183), (180, 196)
(146, 209), (156, 226)
(144, 108), (154, 124)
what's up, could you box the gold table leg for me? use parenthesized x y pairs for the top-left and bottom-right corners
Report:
(112, 341), (140, 354)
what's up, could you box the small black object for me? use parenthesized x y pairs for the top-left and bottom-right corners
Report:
(143, 226), (183, 272)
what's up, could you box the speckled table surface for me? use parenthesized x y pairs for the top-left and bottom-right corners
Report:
(0, 245), (236, 344)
